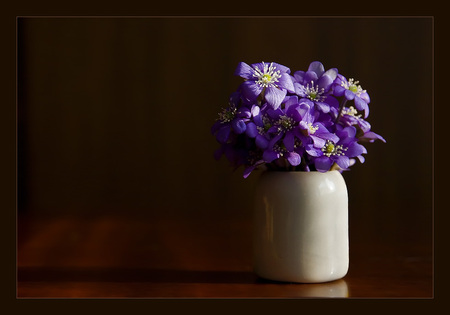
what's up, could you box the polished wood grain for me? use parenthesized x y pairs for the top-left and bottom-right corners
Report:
(17, 214), (432, 298)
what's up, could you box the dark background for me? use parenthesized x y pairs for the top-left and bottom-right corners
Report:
(17, 17), (432, 250)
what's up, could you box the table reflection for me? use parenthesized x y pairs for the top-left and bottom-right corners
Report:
(299, 279), (348, 298)
(256, 277), (349, 298)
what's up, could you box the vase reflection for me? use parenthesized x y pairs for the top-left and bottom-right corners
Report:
(256, 277), (349, 298)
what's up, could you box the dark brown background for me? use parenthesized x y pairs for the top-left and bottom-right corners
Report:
(17, 17), (432, 274)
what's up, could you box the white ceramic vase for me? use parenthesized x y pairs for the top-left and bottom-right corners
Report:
(253, 170), (349, 283)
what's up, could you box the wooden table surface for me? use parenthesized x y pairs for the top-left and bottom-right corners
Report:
(17, 214), (433, 299)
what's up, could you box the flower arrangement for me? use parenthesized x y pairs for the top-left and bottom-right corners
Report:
(211, 61), (385, 178)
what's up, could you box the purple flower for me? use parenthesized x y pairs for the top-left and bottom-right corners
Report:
(359, 131), (386, 143)
(244, 104), (273, 150)
(262, 136), (302, 167)
(234, 62), (294, 110)
(295, 99), (339, 149)
(212, 60), (385, 178)
(339, 106), (371, 132)
(247, 98), (303, 167)
(339, 106), (386, 143)
(314, 126), (367, 172)
(211, 104), (245, 144)
(333, 75), (371, 118)
(256, 106), (302, 166)
(211, 92), (257, 144)
(269, 99), (302, 150)
(293, 61), (339, 113)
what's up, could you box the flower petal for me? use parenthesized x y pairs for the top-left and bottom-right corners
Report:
(216, 125), (231, 144)
(304, 70), (319, 84)
(234, 62), (253, 79)
(266, 107), (284, 119)
(298, 100), (313, 117)
(317, 128), (339, 143)
(240, 80), (263, 101)
(251, 105), (260, 117)
(315, 101), (330, 113)
(324, 95), (339, 108)
(211, 120), (221, 134)
(315, 156), (332, 172)
(354, 96), (369, 118)
(356, 155), (365, 163)
(360, 131), (386, 143)
(263, 150), (279, 163)
(283, 131), (295, 151)
(293, 70), (305, 83)
(333, 85), (346, 97)
(311, 135), (326, 148)
(272, 62), (290, 74)
(243, 165), (255, 178)
(305, 145), (322, 157)
(278, 73), (295, 92)
(231, 119), (246, 134)
(342, 125), (357, 139)
(344, 89), (355, 100)
(256, 135), (269, 149)
(286, 105), (302, 122)
(327, 133), (340, 144)
(335, 155), (350, 169)
(360, 91), (370, 104)
(294, 82), (306, 96)
(317, 75), (333, 91)
(286, 152), (301, 166)
(308, 61), (325, 77)
(268, 133), (283, 147)
(253, 113), (263, 126)
(265, 86), (287, 110)
(284, 95), (299, 111)
(357, 118), (371, 132)
(245, 122), (258, 138)
(237, 107), (251, 119)
(346, 141), (367, 157)
(323, 68), (338, 81)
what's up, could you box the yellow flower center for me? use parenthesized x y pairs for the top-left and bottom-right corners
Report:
(261, 73), (272, 84)
(349, 85), (359, 93)
(303, 80), (325, 102)
(325, 142), (335, 154)
(276, 115), (294, 133)
(321, 140), (348, 157)
(341, 78), (366, 97)
(307, 123), (319, 134)
(253, 62), (282, 88)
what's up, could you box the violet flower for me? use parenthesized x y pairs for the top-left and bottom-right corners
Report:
(251, 102), (302, 167)
(211, 92), (255, 144)
(212, 60), (385, 178)
(333, 74), (371, 118)
(211, 104), (245, 144)
(295, 98), (339, 149)
(339, 106), (386, 143)
(234, 61), (294, 110)
(314, 126), (367, 172)
(244, 103), (273, 150)
(293, 61), (339, 113)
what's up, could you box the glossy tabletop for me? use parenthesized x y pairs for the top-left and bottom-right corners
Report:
(17, 214), (433, 299)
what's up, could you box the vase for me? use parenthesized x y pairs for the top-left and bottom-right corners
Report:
(253, 170), (349, 283)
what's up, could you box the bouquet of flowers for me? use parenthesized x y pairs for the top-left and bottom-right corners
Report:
(211, 61), (385, 178)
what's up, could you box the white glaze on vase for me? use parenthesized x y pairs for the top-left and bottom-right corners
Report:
(253, 170), (349, 283)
